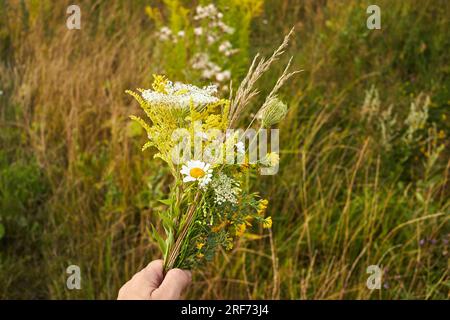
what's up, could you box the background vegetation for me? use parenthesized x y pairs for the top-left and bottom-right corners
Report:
(0, 0), (448, 299)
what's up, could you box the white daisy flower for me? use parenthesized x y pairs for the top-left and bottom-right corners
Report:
(180, 160), (213, 189)
(198, 174), (212, 189)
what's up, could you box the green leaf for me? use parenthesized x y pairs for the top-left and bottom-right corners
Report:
(158, 198), (173, 206)
(164, 230), (174, 259)
(415, 191), (425, 204)
(148, 225), (166, 256)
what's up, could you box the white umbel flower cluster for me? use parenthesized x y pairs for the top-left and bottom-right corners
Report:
(141, 81), (219, 109)
(210, 172), (241, 205)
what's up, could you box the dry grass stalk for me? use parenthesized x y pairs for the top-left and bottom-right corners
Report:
(165, 191), (201, 271)
(228, 27), (300, 127)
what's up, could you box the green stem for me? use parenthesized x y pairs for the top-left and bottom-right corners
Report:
(164, 191), (201, 272)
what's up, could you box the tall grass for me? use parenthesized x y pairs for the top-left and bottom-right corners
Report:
(0, 0), (448, 299)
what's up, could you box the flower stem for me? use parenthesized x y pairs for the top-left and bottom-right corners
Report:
(164, 191), (201, 272)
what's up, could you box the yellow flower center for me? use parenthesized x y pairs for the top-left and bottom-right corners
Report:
(190, 167), (205, 178)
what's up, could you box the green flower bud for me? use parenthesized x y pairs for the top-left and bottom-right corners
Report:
(260, 97), (288, 128)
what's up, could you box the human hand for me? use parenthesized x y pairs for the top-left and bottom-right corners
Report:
(117, 259), (192, 300)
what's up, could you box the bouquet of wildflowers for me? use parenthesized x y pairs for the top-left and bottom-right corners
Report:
(127, 28), (299, 271)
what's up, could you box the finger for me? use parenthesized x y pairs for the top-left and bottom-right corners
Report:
(141, 259), (165, 292)
(151, 268), (192, 300)
(117, 260), (164, 300)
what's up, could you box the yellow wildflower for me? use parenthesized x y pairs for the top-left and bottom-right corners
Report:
(225, 237), (234, 250)
(267, 153), (280, 167)
(196, 242), (205, 250)
(257, 199), (269, 215)
(212, 220), (228, 232)
(261, 153), (280, 167)
(262, 216), (273, 229)
(152, 74), (168, 93)
(244, 215), (253, 226)
(235, 223), (246, 237)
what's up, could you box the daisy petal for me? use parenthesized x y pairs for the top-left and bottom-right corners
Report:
(183, 176), (196, 183)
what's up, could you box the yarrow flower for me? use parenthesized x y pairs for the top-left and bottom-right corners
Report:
(180, 160), (213, 189)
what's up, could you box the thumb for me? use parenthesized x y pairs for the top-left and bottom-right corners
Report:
(151, 268), (192, 300)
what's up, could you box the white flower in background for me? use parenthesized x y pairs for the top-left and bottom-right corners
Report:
(404, 93), (430, 144)
(216, 70), (231, 82)
(194, 4), (219, 20)
(215, 73), (225, 82)
(191, 53), (228, 83)
(194, 27), (203, 36)
(201, 70), (214, 79)
(225, 48), (239, 57)
(218, 41), (238, 57)
(209, 63), (221, 73)
(207, 34), (217, 44)
(180, 160), (213, 189)
(191, 53), (209, 70)
(219, 41), (232, 53)
(186, 4), (236, 86)
(235, 141), (245, 155)
(141, 81), (219, 109)
(211, 172), (241, 205)
(158, 26), (172, 41)
(217, 21), (234, 34)
(177, 30), (185, 37)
